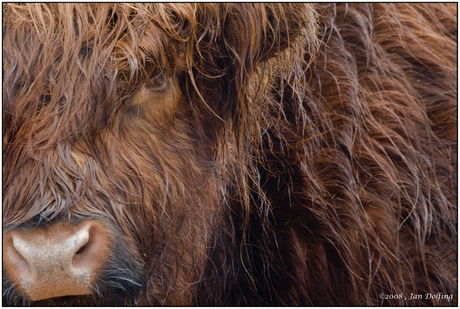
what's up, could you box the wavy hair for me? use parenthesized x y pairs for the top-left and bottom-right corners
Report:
(3, 3), (457, 305)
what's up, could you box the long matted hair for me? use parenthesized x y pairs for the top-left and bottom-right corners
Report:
(3, 3), (457, 305)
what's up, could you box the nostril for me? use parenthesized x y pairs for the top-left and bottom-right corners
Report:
(75, 242), (88, 255)
(73, 227), (91, 256)
(71, 226), (99, 273)
(6, 235), (33, 281)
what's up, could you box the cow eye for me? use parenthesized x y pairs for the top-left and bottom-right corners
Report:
(144, 74), (168, 91)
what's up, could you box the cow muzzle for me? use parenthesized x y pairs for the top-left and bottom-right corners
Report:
(3, 220), (111, 301)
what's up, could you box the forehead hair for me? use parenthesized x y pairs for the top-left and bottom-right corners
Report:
(3, 4), (194, 145)
(4, 3), (191, 81)
(3, 3), (315, 153)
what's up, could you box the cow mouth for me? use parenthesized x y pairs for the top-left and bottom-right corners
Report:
(3, 263), (146, 306)
(10, 291), (144, 306)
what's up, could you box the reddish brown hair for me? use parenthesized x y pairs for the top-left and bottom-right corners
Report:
(3, 3), (457, 305)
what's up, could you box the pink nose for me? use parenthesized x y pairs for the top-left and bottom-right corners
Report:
(3, 220), (111, 301)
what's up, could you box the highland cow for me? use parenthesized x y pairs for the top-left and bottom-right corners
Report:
(2, 3), (457, 306)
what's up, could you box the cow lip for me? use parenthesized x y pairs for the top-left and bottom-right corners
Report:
(23, 275), (93, 301)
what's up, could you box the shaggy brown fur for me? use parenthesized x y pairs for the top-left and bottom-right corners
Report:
(2, 3), (457, 306)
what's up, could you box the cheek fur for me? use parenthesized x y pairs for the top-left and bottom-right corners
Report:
(2, 3), (457, 306)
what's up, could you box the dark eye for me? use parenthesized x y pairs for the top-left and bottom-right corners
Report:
(144, 74), (168, 91)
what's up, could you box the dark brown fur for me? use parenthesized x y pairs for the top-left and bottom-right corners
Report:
(2, 3), (457, 305)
